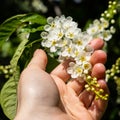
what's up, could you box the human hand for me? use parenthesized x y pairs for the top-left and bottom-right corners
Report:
(14, 38), (109, 120)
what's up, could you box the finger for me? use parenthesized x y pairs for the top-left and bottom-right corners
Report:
(67, 79), (85, 95)
(50, 59), (71, 82)
(89, 38), (104, 50)
(91, 63), (106, 79)
(90, 50), (107, 65)
(88, 80), (109, 120)
(28, 49), (47, 70)
(79, 90), (95, 108)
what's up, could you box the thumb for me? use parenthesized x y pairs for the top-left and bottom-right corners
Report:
(28, 49), (48, 70)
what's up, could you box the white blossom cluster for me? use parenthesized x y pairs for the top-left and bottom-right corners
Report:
(41, 15), (113, 81)
(87, 18), (115, 41)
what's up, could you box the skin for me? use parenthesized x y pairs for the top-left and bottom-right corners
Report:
(14, 38), (109, 120)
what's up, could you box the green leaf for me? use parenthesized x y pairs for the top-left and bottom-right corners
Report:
(0, 14), (26, 41)
(20, 25), (44, 33)
(0, 13), (46, 42)
(20, 13), (47, 25)
(0, 68), (20, 120)
(10, 34), (29, 71)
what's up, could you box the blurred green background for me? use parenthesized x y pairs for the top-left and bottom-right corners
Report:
(0, 0), (120, 120)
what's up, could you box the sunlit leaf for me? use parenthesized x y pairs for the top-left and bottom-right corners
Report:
(10, 35), (28, 71)
(0, 13), (46, 42)
(0, 68), (20, 120)
(0, 14), (26, 41)
(20, 13), (46, 25)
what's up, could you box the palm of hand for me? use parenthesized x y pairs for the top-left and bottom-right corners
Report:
(18, 66), (107, 120)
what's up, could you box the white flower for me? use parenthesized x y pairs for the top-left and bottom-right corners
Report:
(100, 18), (109, 28)
(101, 30), (112, 41)
(84, 45), (94, 55)
(67, 62), (84, 78)
(65, 27), (81, 39)
(82, 61), (92, 74)
(49, 29), (64, 40)
(93, 20), (104, 32)
(62, 17), (78, 30)
(58, 38), (72, 47)
(41, 32), (60, 52)
(110, 26), (116, 33)
(41, 32), (48, 39)
(73, 35), (86, 49)
(87, 25), (98, 36)
(44, 24), (52, 31)
(47, 17), (54, 24)
(71, 47), (80, 58)
(75, 51), (91, 65)
(45, 16), (61, 31)
(60, 43), (75, 58)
